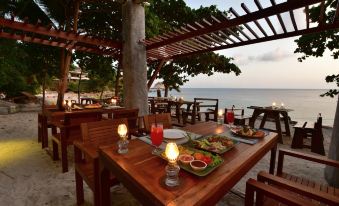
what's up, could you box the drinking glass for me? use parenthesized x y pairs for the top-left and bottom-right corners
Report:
(150, 123), (164, 154)
(226, 111), (235, 128)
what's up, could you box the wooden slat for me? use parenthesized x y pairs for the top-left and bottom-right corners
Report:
(220, 12), (251, 41)
(289, 9), (298, 31)
(210, 14), (244, 42)
(270, 0), (288, 33)
(319, 0), (326, 26)
(305, 6), (310, 29)
(241, 3), (268, 37)
(229, 8), (260, 39)
(254, 0), (277, 35)
(333, 0), (339, 23)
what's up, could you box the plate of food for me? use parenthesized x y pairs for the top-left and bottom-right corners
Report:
(163, 129), (186, 139)
(84, 103), (102, 109)
(190, 135), (238, 154)
(230, 126), (267, 139)
(159, 146), (223, 177)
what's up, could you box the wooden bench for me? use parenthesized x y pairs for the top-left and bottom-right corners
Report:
(245, 149), (339, 205)
(291, 115), (325, 155)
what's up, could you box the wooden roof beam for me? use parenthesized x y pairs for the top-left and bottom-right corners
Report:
(0, 17), (121, 49)
(210, 15), (245, 42)
(147, 0), (324, 50)
(289, 9), (298, 31)
(241, 3), (268, 37)
(254, 0), (277, 35)
(229, 8), (259, 39)
(333, 0), (339, 23)
(319, 0), (325, 26)
(270, 0), (287, 33)
(305, 6), (310, 29)
(168, 22), (339, 60)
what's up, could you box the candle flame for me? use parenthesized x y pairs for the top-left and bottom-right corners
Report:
(118, 124), (128, 139)
(165, 143), (179, 163)
(218, 109), (223, 116)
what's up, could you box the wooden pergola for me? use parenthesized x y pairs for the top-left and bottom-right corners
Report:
(145, 0), (339, 61)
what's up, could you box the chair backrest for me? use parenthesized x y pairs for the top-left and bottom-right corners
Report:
(81, 119), (128, 147)
(112, 108), (139, 132)
(63, 111), (102, 138)
(194, 98), (218, 112)
(143, 113), (172, 132)
(314, 114), (322, 131)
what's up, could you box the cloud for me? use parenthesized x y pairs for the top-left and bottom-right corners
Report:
(232, 48), (293, 65)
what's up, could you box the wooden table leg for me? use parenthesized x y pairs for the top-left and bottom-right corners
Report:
(249, 110), (261, 128)
(269, 143), (277, 174)
(259, 113), (268, 129)
(274, 114), (283, 144)
(99, 159), (111, 206)
(281, 112), (291, 136)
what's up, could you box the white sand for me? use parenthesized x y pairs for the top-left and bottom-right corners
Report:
(0, 112), (332, 205)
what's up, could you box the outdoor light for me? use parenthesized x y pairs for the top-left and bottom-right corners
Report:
(117, 124), (129, 154)
(281, 102), (284, 108)
(165, 142), (180, 187)
(111, 98), (117, 106)
(66, 101), (72, 112)
(217, 109), (224, 125)
(272, 102), (276, 108)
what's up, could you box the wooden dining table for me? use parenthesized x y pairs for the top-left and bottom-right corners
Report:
(98, 121), (278, 206)
(248, 106), (293, 144)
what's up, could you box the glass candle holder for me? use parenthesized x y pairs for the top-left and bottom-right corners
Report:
(165, 143), (180, 187)
(117, 124), (129, 154)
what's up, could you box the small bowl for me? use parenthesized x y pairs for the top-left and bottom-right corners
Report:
(178, 154), (194, 165)
(190, 160), (207, 171)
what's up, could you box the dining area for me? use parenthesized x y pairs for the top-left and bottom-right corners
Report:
(33, 94), (339, 206)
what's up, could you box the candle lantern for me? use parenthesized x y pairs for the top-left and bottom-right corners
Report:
(165, 142), (180, 187)
(272, 102), (276, 109)
(117, 124), (129, 154)
(281, 102), (284, 108)
(111, 98), (117, 106)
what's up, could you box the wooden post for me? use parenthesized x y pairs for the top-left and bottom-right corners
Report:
(122, 0), (148, 115)
(115, 58), (122, 97)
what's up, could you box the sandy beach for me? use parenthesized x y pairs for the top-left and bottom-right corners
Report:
(0, 111), (333, 205)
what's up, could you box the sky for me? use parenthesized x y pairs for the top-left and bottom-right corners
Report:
(175, 0), (339, 89)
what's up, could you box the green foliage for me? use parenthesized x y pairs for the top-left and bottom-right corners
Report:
(294, 0), (339, 98)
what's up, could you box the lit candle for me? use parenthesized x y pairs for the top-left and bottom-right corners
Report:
(165, 142), (179, 163)
(272, 102), (276, 107)
(118, 124), (128, 140)
(63, 100), (67, 106)
(218, 109), (223, 117)
(67, 101), (72, 108)
(111, 98), (117, 105)
(117, 124), (129, 154)
(281, 102), (284, 107)
(165, 142), (180, 187)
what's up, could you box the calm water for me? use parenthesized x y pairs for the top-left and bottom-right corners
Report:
(152, 88), (337, 127)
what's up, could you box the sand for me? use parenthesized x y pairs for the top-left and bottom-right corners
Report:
(0, 111), (333, 206)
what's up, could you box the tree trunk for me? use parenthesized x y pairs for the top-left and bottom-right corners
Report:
(42, 70), (46, 112)
(164, 85), (169, 97)
(325, 95), (339, 187)
(122, 0), (148, 116)
(77, 69), (83, 103)
(115, 60), (121, 97)
(56, 2), (79, 110)
(100, 87), (104, 100)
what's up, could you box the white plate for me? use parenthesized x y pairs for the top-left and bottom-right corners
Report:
(163, 129), (186, 139)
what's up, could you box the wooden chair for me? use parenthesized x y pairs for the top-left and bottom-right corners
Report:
(143, 113), (172, 133)
(291, 115), (325, 155)
(245, 178), (318, 206)
(149, 98), (168, 114)
(51, 111), (102, 173)
(111, 108), (139, 137)
(182, 98), (218, 125)
(224, 107), (251, 126)
(74, 119), (128, 206)
(245, 149), (339, 206)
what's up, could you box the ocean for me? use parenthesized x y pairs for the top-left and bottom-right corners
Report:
(151, 88), (337, 127)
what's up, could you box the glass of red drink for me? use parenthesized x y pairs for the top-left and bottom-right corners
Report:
(150, 123), (164, 154)
(227, 111), (235, 128)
